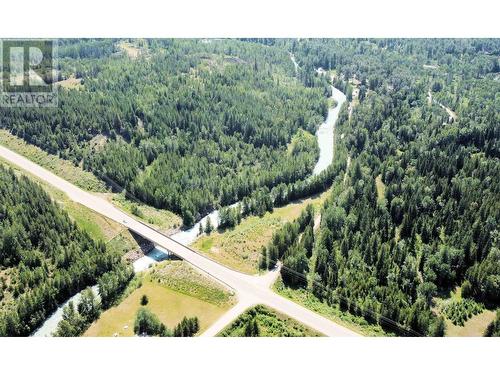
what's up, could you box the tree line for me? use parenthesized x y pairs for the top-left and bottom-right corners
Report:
(134, 307), (199, 337)
(0, 165), (127, 336)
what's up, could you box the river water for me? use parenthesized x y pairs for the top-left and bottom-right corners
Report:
(313, 85), (346, 175)
(33, 66), (346, 337)
(33, 285), (100, 337)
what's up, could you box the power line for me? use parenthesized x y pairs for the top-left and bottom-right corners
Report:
(268, 257), (424, 337)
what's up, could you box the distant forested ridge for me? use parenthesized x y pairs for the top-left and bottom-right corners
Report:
(0, 165), (126, 336)
(261, 38), (500, 336)
(0, 39), (330, 226)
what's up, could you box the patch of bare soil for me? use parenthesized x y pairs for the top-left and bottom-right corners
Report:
(117, 41), (142, 59)
(55, 75), (83, 90)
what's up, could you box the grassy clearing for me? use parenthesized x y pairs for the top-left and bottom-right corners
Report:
(273, 278), (389, 337)
(219, 304), (322, 337)
(287, 129), (316, 154)
(110, 192), (182, 234)
(434, 287), (497, 336)
(41, 183), (122, 242)
(198, 237), (214, 252)
(194, 213), (281, 274)
(0, 129), (106, 192)
(84, 261), (235, 337)
(375, 174), (386, 203)
(193, 190), (330, 274)
(63, 199), (118, 241)
(149, 260), (236, 308)
(55, 75), (83, 90)
(444, 309), (497, 337)
(117, 41), (144, 59)
(441, 299), (484, 326)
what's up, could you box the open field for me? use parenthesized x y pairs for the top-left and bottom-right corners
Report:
(193, 190), (331, 274)
(109, 192), (182, 234)
(55, 75), (83, 90)
(84, 280), (227, 336)
(149, 261), (236, 307)
(117, 41), (143, 58)
(273, 278), (389, 336)
(85, 261), (235, 336)
(218, 304), (323, 337)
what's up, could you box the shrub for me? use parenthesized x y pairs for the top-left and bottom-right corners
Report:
(461, 280), (472, 299)
(441, 299), (484, 326)
(134, 307), (170, 337)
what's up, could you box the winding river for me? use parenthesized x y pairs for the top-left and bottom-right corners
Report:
(32, 59), (346, 337)
(313, 84), (346, 175)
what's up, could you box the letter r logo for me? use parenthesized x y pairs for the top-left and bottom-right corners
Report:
(1, 40), (54, 93)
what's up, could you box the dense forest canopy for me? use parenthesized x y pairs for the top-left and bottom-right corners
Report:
(261, 38), (499, 336)
(0, 38), (498, 337)
(0, 165), (129, 336)
(0, 39), (330, 226)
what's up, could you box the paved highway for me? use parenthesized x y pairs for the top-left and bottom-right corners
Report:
(0, 144), (359, 337)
